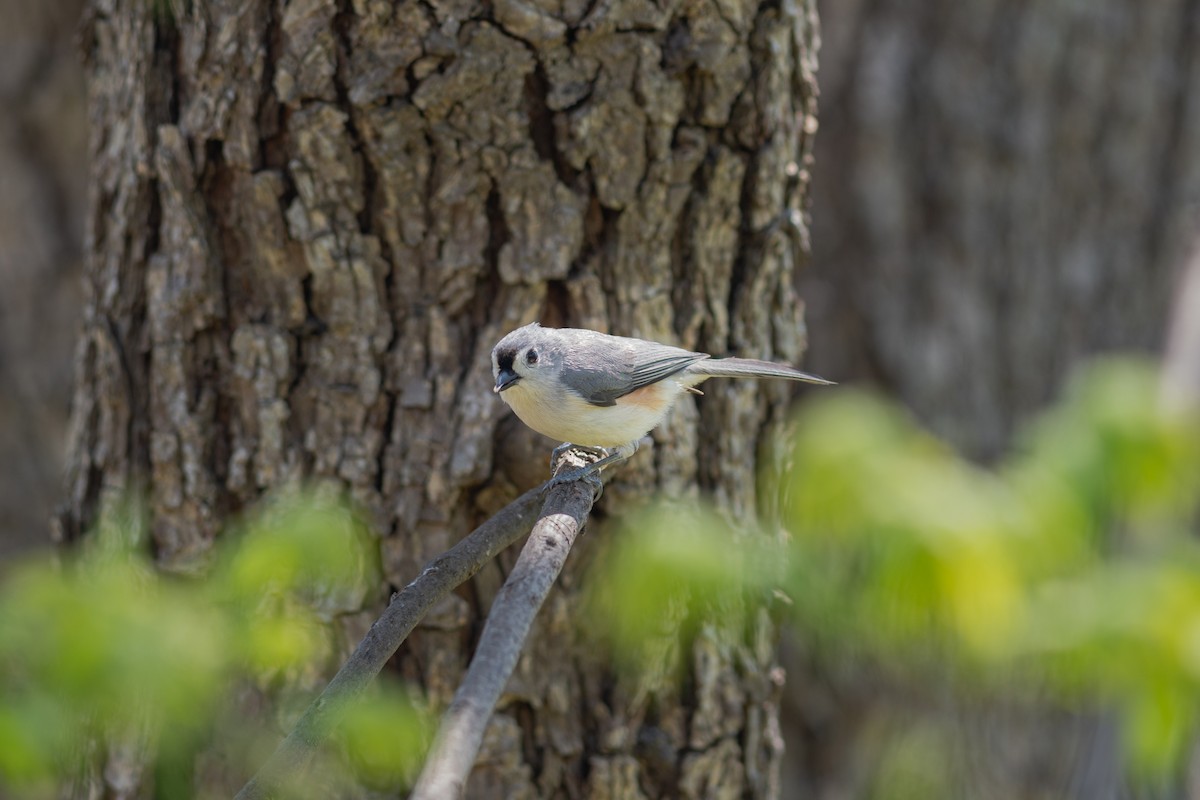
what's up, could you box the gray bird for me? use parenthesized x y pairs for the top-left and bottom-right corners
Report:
(491, 323), (833, 484)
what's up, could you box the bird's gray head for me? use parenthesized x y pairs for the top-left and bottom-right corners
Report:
(491, 323), (565, 395)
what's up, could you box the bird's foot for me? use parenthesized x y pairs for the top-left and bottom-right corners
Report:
(549, 442), (608, 472)
(546, 441), (640, 499)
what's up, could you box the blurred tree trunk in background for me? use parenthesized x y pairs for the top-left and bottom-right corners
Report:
(785, 1), (1200, 798)
(0, 0), (85, 557)
(58, 0), (820, 796)
(805, 0), (1200, 459)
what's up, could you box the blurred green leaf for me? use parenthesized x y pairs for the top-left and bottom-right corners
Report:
(583, 501), (780, 679)
(869, 722), (956, 800)
(1014, 361), (1200, 539)
(783, 359), (1200, 776)
(220, 489), (378, 616)
(337, 681), (431, 791)
(590, 356), (1200, 781)
(0, 485), (419, 795)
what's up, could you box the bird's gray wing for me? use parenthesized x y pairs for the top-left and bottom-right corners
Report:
(560, 335), (708, 407)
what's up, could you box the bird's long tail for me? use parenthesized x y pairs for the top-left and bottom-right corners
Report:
(687, 357), (834, 385)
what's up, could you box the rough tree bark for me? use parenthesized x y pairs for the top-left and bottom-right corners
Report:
(782, 1), (1200, 798)
(62, 0), (821, 796)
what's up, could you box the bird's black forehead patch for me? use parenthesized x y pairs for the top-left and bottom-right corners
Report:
(495, 346), (518, 372)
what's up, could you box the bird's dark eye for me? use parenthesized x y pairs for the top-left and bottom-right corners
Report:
(525, 349), (539, 365)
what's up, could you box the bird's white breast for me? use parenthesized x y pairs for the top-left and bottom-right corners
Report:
(500, 380), (687, 448)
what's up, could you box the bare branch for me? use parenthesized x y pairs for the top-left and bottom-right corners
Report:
(410, 464), (598, 799)
(235, 486), (545, 800)
(1163, 234), (1200, 410)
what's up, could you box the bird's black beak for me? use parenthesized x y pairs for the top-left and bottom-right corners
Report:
(494, 368), (520, 393)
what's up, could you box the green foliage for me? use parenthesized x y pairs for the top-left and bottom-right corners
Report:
(337, 681), (431, 791)
(869, 722), (957, 800)
(584, 503), (765, 680)
(593, 358), (1200, 780)
(0, 488), (427, 796)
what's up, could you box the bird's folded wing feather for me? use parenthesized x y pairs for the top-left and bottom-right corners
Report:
(562, 340), (708, 407)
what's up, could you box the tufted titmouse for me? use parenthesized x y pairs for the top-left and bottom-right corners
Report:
(491, 323), (833, 484)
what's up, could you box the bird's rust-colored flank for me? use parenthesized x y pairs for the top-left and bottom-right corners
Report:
(617, 382), (668, 409)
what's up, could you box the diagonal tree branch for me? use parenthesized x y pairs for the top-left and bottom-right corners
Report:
(1163, 234), (1200, 410)
(235, 485), (545, 800)
(409, 465), (599, 799)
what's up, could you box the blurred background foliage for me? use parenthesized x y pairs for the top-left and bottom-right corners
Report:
(591, 358), (1200, 793)
(0, 489), (429, 798)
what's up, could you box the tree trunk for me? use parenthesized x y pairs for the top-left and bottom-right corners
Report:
(62, 0), (821, 796)
(0, 0), (85, 558)
(782, 1), (1200, 798)
(805, 0), (1199, 460)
